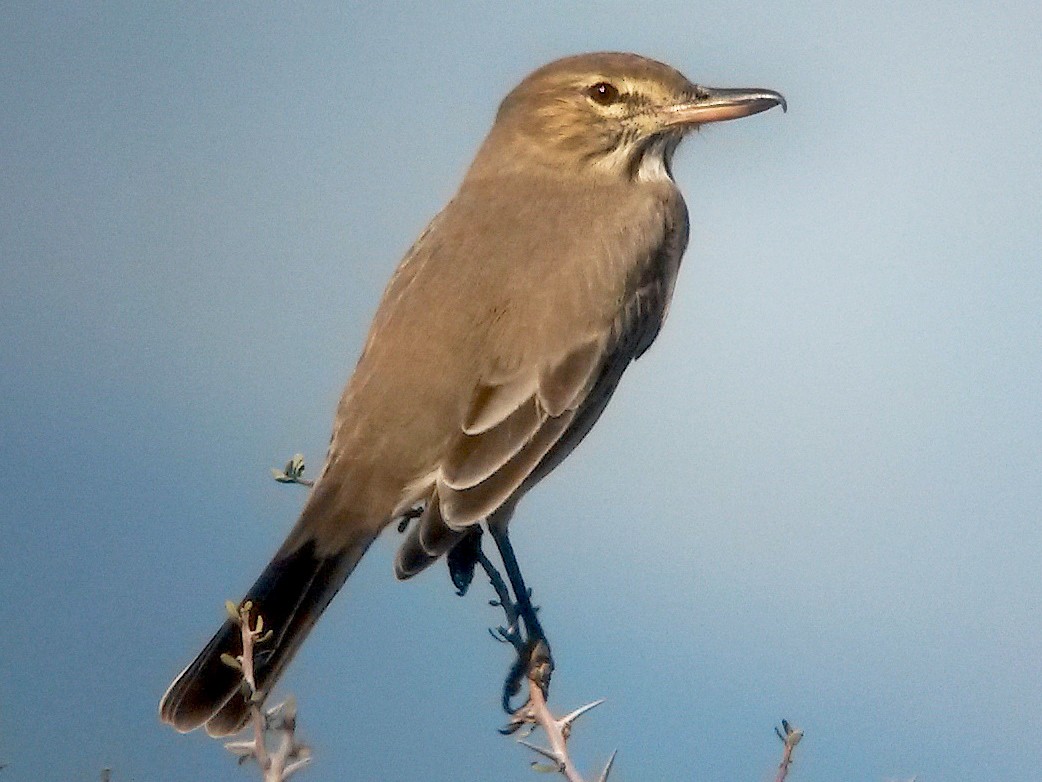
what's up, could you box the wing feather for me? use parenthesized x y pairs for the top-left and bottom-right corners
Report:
(537, 335), (606, 416)
(441, 396), (544, 490)
(461, 376), (536, 435)
(438, 409), (575, 528)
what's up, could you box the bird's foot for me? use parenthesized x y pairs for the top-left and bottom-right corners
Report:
(501, 638), (554, 718)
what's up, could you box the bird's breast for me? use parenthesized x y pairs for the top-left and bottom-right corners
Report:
(328, 176), (686, 507)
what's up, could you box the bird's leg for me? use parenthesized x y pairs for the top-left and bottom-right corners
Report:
(462, 523), (548, 714)
(474, 525), (611, 779)
(470, 536), (532, 714)
(464, 519), (554, 714)
(487, 520), (554, 711)
(488, 521), (546, 643)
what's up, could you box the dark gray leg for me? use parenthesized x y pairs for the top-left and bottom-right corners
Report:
(484, 518), (553, 716)
(488, 520), (547, 644)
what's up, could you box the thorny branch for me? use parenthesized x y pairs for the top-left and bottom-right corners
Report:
(274, 455), (802, 782)
(774, 719), (803, 782)
(221, 602), (311, 781)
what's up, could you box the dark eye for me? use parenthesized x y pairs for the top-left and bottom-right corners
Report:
(586, 81), (621, 105)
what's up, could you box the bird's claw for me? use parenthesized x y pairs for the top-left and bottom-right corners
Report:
(499, 698), (533, 735)
(528, 638), (553, 692)
(501, 637), (554, 713)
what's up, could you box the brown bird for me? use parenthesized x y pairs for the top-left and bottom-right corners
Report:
(160, 51), (784, 736)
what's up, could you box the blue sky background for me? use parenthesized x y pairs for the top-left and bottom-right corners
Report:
(2, 3), (1041, 781)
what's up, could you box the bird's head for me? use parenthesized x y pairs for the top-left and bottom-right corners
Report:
(473, 52), (785, 183)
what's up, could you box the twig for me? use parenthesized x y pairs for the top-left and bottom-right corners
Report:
(241, 604), (270, 771)
(517, 672), (606, 782)
(774, 719), (803, 782)
(221, 602), (312, 781)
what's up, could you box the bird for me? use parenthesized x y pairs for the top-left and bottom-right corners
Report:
(160, 51), (785, 736)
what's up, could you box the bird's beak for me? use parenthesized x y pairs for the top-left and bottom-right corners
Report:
(661, 87), (786, 128)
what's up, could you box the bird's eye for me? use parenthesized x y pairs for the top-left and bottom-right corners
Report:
(586, 81), (621, 106)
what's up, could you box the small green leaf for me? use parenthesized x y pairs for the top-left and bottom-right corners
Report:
(220, 653), (242, 671)
(282, 454), (306, 480)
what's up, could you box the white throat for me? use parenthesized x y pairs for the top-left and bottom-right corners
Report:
(635, 136), (676, 184)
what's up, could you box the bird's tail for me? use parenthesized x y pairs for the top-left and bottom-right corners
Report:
(159, 497), (377, 736)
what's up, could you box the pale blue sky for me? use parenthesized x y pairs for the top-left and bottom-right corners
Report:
(2, 3), (1041, 781)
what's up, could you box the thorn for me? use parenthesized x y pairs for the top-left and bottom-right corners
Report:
(517, 738), (562, 766)
(531, 761), (560, 773)
(560, 698), (606, 730)
(224, 739), (257, 757)
(281, 696), (299, 720)
(596, 749), (619, 782)
(283, 753), (312, 778)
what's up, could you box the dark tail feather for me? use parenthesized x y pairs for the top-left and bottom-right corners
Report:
(159, 531), (375, 736)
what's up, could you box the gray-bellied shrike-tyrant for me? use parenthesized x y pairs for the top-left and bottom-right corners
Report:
(160, 51), (785, 736)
